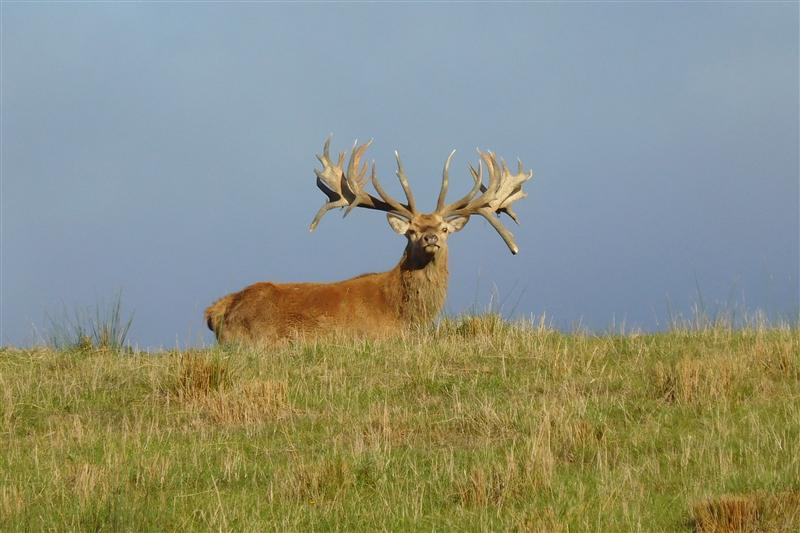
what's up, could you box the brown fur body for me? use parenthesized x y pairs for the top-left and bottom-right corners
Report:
(205, 237), (450, 343)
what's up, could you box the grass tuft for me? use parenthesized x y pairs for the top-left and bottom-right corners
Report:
(438, 312), (511, 337)
(692, 492), (800, 532)
(164, 352), (288, 425)
(170, 353), (231, 399)
(46, 292), (133, 351)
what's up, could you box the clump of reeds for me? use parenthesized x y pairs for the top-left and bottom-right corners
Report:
(46, 292), (133, 351)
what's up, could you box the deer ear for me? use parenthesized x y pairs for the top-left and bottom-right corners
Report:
(447, 216), (470, 233)
(386, 213), (410, 235)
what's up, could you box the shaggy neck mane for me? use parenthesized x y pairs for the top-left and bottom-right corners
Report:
(388, 246), (449, 324)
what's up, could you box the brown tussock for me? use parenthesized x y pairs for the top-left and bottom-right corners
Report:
(692, 492), (800, 532)
(190, 380), (288, 425)
(654, 356), (743, 405)
(172, 354), (230, 400)
(169, 355), (287, 424)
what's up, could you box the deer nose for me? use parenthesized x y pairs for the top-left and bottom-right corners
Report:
(423, 233), (438, 245)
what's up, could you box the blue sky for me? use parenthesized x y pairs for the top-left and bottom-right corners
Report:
(2, 3), (798, 347)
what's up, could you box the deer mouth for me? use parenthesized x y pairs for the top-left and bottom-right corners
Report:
(423, 243), (441, 253)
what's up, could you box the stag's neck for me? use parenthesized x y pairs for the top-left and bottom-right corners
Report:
(389, 247), (449, 324)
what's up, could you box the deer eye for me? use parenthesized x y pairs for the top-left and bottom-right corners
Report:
(442, 227), (449, 233)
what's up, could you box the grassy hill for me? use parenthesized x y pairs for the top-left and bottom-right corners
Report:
(1, 317), (798, 531)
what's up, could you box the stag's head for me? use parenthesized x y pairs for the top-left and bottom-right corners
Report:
(309, 137), (533, 257)
(386, 212), (468, 263)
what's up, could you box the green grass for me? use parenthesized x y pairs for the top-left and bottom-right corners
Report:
(1, 317), (798, 531)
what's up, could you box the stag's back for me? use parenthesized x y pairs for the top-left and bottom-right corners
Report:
(204, 270), (405, 343)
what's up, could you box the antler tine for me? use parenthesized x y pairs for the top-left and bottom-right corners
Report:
(479, 209), (520, 254)
(479, 150), (502, 195)
(440, 160), (483, 214)
(346, 139), (372, 190)
(309, 202), (341, 232)
(371, 163), (414, 218)
(393, 151), (417, 214)
(436, 149), (456, 212)
(315, 135), (343, 172)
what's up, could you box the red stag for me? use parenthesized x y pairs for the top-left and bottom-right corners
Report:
(205, 137), (533, 342)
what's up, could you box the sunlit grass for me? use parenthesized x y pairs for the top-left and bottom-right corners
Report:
(1, 317), (798, 531)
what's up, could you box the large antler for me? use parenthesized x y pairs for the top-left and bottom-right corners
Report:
(437, 150), (533, 254)
(310, 136), (417, 231)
